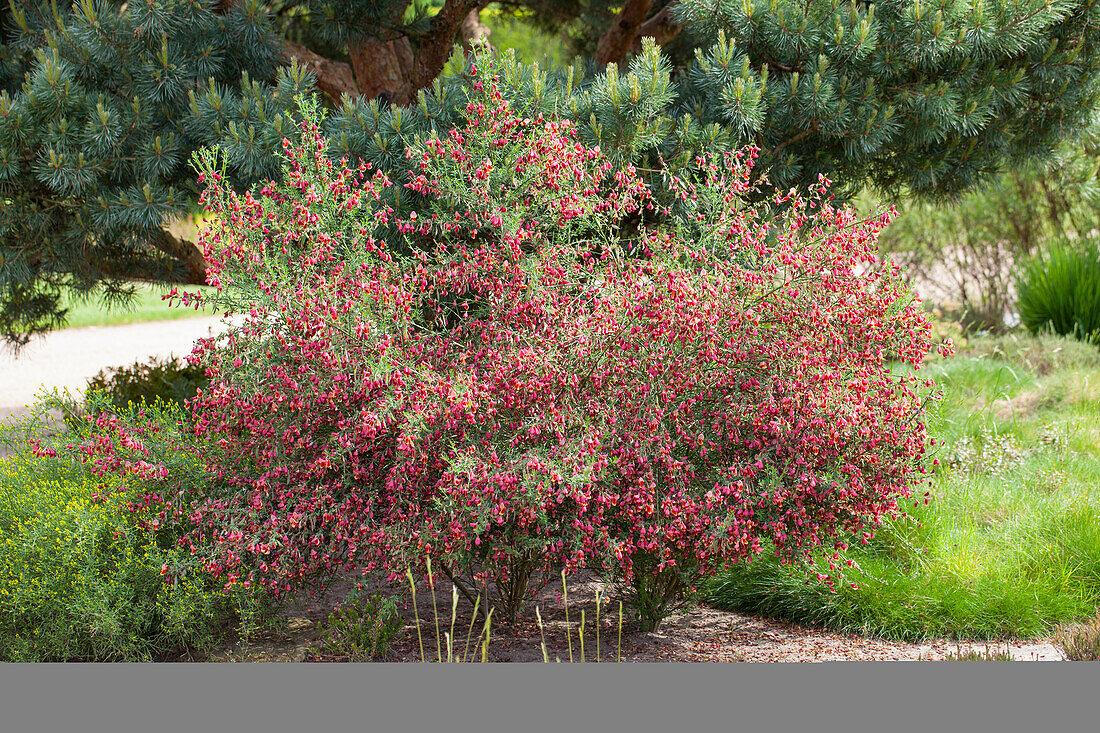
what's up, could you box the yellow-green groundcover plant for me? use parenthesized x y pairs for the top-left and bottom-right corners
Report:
(0, 397), (263, 661)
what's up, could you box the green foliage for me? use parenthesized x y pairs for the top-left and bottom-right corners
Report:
(478, 5), (571, 66)
(58, 281), (217, 329)
(675, 0), (1100, 199)
(953, 331), (1100, 375)
(0, 0), (306, 343)
(317, 591), (403, 661)
(1017, 241), (1100, 345)
(85, 355), (209, 413)
(614, 554), (698, 633)
(704, 338), (1100, 641)
(0, 397), (264, 661)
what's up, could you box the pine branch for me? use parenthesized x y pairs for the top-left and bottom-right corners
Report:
(349, 34), (415, 104)
(772, 120), (820, 154)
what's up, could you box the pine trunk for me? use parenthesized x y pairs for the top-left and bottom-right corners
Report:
(349, 35), (418, 106)
(596, 0), (653, 66)
(346, 1), (484, 106)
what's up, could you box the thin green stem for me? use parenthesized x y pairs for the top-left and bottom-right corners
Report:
(562, 569), (573, 663)
(579, 609), (586, 662)
(536, 606), (550, 663)
(481, 608), (494, 663)
(406, 567), (424, 663)
(618, 601), (623, 663)
(449, 585), (458, 663)
(427, 557), (441, 663)
(595, 588), (602, 663)
(462, 595), (481, 663)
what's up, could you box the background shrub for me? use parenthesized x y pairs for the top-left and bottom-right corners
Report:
(86, 355), (209, 413)
(317, 592), (403, 661)
(704, 339), (1100, 641)
(1017, 242), (1100, 346)
(875, 126), (1100, 332)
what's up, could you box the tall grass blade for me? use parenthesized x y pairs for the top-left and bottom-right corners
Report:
(480, 608), (494, 663)
(618, 601), (623, 663)
(562, 569), (573, 663)
(595, 588), (602, 663)
(579, 609), (586, 662)
(427, 557), (441, 663)
(536, 606), (550, 663)
(462, 595), (481, 663)
(449, 585), (458, 663)
(406, 567), (424, 663)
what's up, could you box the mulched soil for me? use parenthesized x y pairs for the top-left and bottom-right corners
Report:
(202, 571), (1065, 663)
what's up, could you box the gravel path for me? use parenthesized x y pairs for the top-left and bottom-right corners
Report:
(0, 317), (227, 417)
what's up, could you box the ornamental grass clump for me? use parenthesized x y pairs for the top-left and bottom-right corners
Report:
(1017, 241), (1100, 346)
(183, 57), (941, 630)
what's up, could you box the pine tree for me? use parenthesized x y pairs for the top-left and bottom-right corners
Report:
(2, 0), (1100, 342)
(0, 0), (299, 342)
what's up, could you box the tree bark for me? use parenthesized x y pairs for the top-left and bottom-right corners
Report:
(459, 8), (492, 52)
(349, 34), (418, 105)
(348, 0), (485, 106)
(406, 0), (485, 95)
(595, 0), (653, 66)
(282, 40), (360, 103)
(148, 229), (208, 286)
(629, 4), (685, 57)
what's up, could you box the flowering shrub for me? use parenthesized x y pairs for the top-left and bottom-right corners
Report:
(0, 394), (264, 661)
(185, 59), (942, 628)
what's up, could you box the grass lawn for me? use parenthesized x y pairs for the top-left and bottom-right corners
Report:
(704, 333), (1100, 641)
(59, 283), (219, 329)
